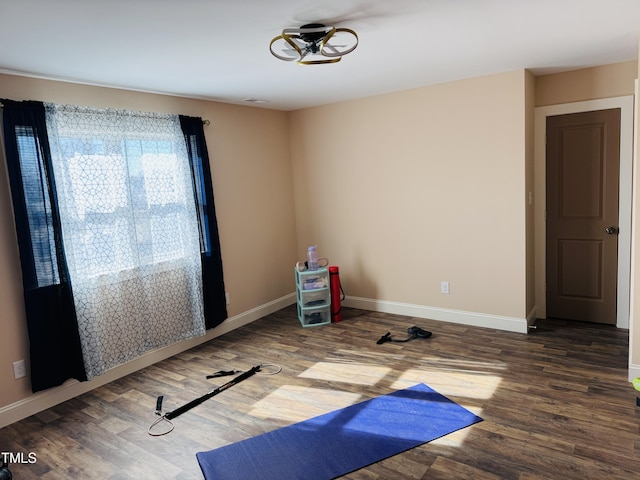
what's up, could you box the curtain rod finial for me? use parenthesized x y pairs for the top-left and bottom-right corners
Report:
(202, 119), (210, 126)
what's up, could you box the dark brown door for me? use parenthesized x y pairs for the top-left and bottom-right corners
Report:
(546, 109), (621, 324)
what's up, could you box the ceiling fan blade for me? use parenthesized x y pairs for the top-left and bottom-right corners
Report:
(321, 44), (342, 55)
(269, 35), (302, 61)
(320, 28), (358, 58)
(297, 56), (342, 66)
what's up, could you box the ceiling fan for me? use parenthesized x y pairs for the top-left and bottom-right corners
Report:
(269, 23), (359, 65)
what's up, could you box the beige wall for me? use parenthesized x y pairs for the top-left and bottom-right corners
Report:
(290, 70), (530, 321)
(0, 74), (297, 409)
(536, 60), (638, 106)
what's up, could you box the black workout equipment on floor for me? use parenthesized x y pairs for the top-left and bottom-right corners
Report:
(0, 460), (12, 480)
(377, 326), (432, 344)
(167, 365), (261, 420)
(148, 365), (262, 436)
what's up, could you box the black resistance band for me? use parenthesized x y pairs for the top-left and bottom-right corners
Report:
(377, 326), (432, 344)
(148, 364), (262, 436)
(167, 365), (261, 419)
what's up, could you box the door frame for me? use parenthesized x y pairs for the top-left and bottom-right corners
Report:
(534, 95), (635, 328)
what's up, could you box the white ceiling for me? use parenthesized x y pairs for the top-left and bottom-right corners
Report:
(1, 0), (639, 111)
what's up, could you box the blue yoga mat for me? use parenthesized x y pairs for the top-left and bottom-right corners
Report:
(196, 383), (483, 480)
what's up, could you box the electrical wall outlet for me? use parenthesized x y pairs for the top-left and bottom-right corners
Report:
(440, 281), (450, 294)
(12, 359), (26, 379)
(225, 292), (230, 305)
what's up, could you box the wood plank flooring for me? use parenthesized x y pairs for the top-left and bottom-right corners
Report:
(1, 306), (639, 479)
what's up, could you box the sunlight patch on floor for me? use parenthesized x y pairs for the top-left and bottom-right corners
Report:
(390, 368), (502, 400)
(248, 385), (362, 422)
(430, 426), (477, 448)
(384, 366), (498, 447)
(298, 361), (392, 386)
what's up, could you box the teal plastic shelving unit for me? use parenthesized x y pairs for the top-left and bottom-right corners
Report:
(295, 267), (331, 327)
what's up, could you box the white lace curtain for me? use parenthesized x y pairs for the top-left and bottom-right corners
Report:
(45, 104), (205, 378)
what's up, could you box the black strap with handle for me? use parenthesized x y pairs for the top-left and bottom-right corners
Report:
(165, 365), (261, 420)
(377, 326), (432, 345)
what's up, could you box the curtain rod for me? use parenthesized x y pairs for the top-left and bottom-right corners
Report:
(0, 102), (209, 125)
(0, 103), (209, 126)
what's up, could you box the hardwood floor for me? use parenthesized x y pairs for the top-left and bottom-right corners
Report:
(1, 306), (639, 479)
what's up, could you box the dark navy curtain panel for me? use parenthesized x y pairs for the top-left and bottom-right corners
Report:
(1, 99), (87, 392)
(180, 115), (227, 329)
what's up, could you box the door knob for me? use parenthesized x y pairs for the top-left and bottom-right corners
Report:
(605, 226), (619, 235)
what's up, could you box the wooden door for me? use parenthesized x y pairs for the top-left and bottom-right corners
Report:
(546, 109), (620, 324)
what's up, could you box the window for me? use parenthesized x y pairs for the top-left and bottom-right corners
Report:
(44, 105), (207, 378)
(55, 136), (195, 276)
(2, 100), (226, 389)
(15, 125), (61, 286)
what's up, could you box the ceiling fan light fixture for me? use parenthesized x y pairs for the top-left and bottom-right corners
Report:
(269, 23), (358, 65)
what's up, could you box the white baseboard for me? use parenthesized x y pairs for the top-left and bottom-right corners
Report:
(0, 293), (296, 429)
(628, 364), (640, 383)
(343, 296), (530, 334)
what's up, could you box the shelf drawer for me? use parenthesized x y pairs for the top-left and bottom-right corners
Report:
(300, 275), (328, 290)
(297, 304), (331, 327)
(297, 287), (330, 308)
(295, 267), (329, 290)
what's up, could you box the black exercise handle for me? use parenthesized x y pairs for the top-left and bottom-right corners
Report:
(377, 332), (391, 344)
(0, 459), (12, 480)
(165, 365), (261, 420)
(206, 370), (236, 379)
